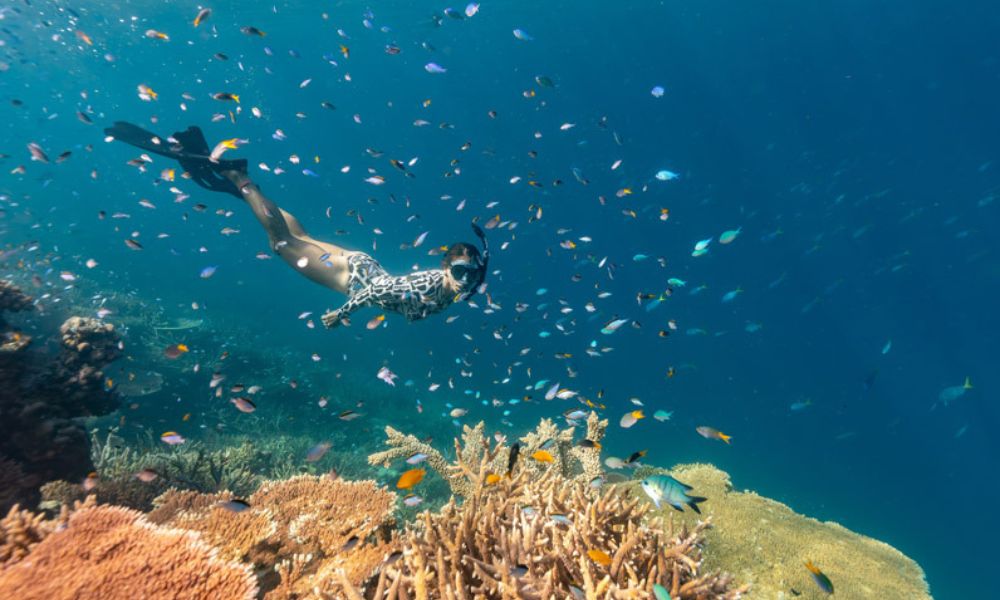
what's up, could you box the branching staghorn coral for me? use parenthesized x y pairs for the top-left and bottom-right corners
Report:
(343, 466), (747, 600)
(0, 498), (88, 565)
(0, 504), (259, 600)
(368, 412), (608, 498)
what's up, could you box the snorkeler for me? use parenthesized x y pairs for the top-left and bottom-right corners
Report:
(103, 122), (489, 328)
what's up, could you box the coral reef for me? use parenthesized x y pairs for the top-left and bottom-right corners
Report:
(0, 281), (123, 512)
(368, 412), (607, 497)
(0, 504), (258, 600)
(148, 475), (399, 596)
(349, 433), (745, 599)
(1, 496), (95, 565)
(628, 464), (931, 599)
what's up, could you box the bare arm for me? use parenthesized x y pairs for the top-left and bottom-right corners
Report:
(321, 287), (378, 328)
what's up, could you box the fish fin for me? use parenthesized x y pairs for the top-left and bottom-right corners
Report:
(964, 376), (973, 389)
(670, 503), (684, 513)
(686, 496), (707, 514)
(719, 433), (732, 444)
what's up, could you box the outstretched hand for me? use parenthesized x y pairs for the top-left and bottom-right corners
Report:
(321, 309), (342, 328)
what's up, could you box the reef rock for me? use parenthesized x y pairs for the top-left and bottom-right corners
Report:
(0, 282), (122, 512)
(631, 463), (931, 600)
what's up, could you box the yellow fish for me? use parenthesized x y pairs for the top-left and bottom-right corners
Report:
(531, 450), (554, 463)
(587, 549), (612, 566)
(396, 468), (426, 490)
(484, 473), (501, 485)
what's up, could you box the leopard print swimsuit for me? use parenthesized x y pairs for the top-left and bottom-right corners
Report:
(340, 253), (453, 322)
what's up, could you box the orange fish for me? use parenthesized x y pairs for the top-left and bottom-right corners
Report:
(340, 44), (350, 59)
(531, 450), (554, 463)
(75, 30), (93, 46)
(396, 468), (426, 490)
(485, 473), (501, 485)
(587, 549), (612, 566)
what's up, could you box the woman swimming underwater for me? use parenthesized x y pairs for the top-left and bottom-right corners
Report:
(104, 122), (489, 328)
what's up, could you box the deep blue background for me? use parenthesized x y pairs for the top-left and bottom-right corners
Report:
(2, 1), (999, 597)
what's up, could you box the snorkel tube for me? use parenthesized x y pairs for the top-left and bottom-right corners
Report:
(458, 222), (490, 301)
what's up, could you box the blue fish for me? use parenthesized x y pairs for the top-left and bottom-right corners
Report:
(640, 475), (706, 513)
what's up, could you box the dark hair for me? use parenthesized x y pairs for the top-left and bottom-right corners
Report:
(441, 242), (482, 268)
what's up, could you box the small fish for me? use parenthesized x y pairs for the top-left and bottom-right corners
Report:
(210, 138), (244, 162)
(641, 474), (706, 513)
(160, 431), (185, 445)
(213, 92), (240, 103)
(81, 472), (99, 492)
(339, 410), (362, 421)
(653, 410), (673, 422)
(484, 473), (501, 485)
(789, 399), (813, 412)
(406, 452), (428, 465)
(193, 8), (211, 27)
(145, 29), (170, 41)
(403, 494), (424, 507)
(163, 343), (189, 359)
(134, 468), (159, 483)
(577, 439), (601, 450)
(241, 26), (266, 37)
(512, 28), (534, 41)
(231, 397), (256, 413)
(696, 426), (732, 444)
(620, 410), (644, 429)
(396, 468), (426, 490)
(199, 265), (218, 279)
(124, 239), (143, 250)
(652, 583), (672, 600)
(531, 450), (554, 463)
(450, 408), (468, 418)
(27, 143), (49, 163)
(587, 549), (612, 566)
(506, 443), (520, 476)
(305, 441), (332, 462)
(601, 318), (628, 335)
(938, 377), (973, 406)
(804, 561), (834, 594)
(367, 314), (386, 330)
(655, 169), (679, 181)
(719, 228), (742, 244)
(377, 366), (398, 386)
(651, 85), (666, 98)
(625, 450), (647, 465)
(424, 62), (447, 74)
(218, 499), (251, 513)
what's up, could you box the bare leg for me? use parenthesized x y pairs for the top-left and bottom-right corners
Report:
(222, 171), (354, 294)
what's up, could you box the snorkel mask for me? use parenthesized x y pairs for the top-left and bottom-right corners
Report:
(453, 223), (489, 301)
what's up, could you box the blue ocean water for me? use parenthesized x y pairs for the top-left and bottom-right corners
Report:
(2, 1), (998, 597)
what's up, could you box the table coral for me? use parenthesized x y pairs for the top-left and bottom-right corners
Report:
(0, 504), (258, 600)
(629, 463), (931, 599)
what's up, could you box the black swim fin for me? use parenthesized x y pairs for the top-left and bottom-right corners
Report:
(104, 121), (247, 198)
